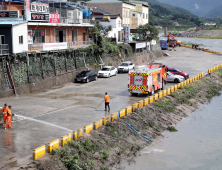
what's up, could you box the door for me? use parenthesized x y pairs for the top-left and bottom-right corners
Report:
(0, 35), (5, 44)
(83, 33), (86, 42)
(111, 67), (115, 75)
(59, 31), (63, 42)
(118, 31), (120, 41)
(72, 29), (78, 42)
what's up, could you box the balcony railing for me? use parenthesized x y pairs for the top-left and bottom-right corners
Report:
(0, 44), (9, 54)
(28, 41), (93, 52)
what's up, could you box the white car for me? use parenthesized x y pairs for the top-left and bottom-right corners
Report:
(167, 71), (185, 83)
(98, 66), (118, 78)
(118, 61), (135, 73)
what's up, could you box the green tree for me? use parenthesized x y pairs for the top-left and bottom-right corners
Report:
(136, 24), (159, 40)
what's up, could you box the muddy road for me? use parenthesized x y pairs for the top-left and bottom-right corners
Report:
(0, 47), (222, 169)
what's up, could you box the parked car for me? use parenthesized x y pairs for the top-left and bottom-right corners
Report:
(75, 70), (97, 83)
(168, 68), (189, 79)
(98, 66), (118, 78)
(167, 71), (185, 83)
(118, 61), (135, 73)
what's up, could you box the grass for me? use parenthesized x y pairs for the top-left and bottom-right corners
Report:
(196, 36), (222, 39)
(155, 98), (176, 112)
(100, 150), (109, 160)
(167, 126), (178, 132)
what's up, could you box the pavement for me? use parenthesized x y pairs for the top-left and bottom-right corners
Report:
(0, 47), (222, 169)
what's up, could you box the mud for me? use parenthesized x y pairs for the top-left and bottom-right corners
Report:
(18, 71), (222, 170)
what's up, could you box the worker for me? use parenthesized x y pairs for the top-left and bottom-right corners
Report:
(104, 92), (110, 112)
(5, 105), (12, 129)
(2, 103), (8, 125)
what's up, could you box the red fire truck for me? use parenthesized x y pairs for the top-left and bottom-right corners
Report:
(128, 66), (164, 95)
(147, 63), (167, 85)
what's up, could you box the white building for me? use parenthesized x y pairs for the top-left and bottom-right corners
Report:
(94, 15), (124, 42)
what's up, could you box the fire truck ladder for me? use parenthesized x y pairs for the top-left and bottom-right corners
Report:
(2, 56), (12, 89)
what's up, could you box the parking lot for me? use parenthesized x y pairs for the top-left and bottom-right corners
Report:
(1, 47), (222, 169)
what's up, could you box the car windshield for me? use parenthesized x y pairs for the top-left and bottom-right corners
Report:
(176, 69), (182, 72)
(120, 63), (129, 66)
(167, 72), (174, 76)
(78, 71), (88, 76)
(101, 68), (110, 71)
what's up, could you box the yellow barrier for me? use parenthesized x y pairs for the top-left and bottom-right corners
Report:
(186, 79), (190, 85)
(102, 116), (111, 125)
(166, 88), (171, 95)
(162, 90), (166, 97)
(138, 100), (143, 108)
(125, 106), (132, 115)
(158, 91), (163, 98)
(174, 85), (178, 91)
(143, 98), (149, 106)
(48, 139), (59, 153)
(61, 133), (71, 146)
(84, 124), (93, 134)
(33, 145), (45, 161)
(177, 83), (181, 88)
(93, 119), (102, 130)
(132, 103), (138, 111)
(180, 82), (184, 88)
(148, 96), (154, 104)
(201, 72), (204, 77)
(119, 109), (125, 118)
(153, 94), (158, 101)
(170, 86), (175, 93)
(111, 112), (118, 122)
(73, 128), (82, 140)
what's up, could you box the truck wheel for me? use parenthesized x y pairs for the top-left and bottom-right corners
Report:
(131, 93), (137, 96)
(161, 81), (165, 90)
(150, 86), (155, 95)
(179, 44), (181, 47)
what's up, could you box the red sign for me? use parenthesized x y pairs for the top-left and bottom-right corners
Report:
(49, 13), (60, 23)
(135, 78), (142, 82)
(26, 0), (30, 12)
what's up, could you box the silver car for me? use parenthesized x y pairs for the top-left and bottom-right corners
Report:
(167, 71), (185, 83)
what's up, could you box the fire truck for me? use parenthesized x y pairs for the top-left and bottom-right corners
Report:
(147, 63), (167, 85)
(128, 66), (164, 95)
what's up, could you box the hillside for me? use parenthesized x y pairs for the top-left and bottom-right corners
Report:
(146, 0), (197, 17)
(157, 0), (222, 17)
(204, 4), (222, 18)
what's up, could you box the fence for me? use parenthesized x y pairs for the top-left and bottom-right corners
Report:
(0, 44), (9, 55)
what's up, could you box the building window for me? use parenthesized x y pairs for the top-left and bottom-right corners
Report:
(55, 29), (66, 42)
(146, 14), (148, 19)
(19, 36), (23, 44)
(33, 29), (45, 44)
(72, 29), (78, 42)
(118, 20), (121, 27)
(133, 13), (135, 17)
(143, 13), (145, 18)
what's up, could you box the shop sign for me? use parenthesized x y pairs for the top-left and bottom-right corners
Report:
(0, 11), (18, 18)
(31, 3), (49, 13)
(28, 12), (49, 21)
(49, 13), (60, 23)
(125, 26), (130, 43)
(43, 42), (67, 51)
(136, 43), (146, 49)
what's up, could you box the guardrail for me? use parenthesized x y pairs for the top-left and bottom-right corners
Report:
(181, 45), (222, 55)
(33, 63), (222, 161)
(0, 44), (9, 54)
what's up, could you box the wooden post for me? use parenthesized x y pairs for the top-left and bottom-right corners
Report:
(39, 53), (44, 79)
(65, 51), (67, 72)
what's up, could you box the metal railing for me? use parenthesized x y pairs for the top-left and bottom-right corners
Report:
(28, 41), (93, 52)
(0, 44), (9, 54)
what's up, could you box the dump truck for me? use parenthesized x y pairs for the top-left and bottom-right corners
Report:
(128, 66), (164, 95)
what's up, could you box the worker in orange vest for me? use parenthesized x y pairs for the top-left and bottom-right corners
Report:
(5, 105), (12, 129)
(2, 103), (8, 125)
(104, 92), (110, 112)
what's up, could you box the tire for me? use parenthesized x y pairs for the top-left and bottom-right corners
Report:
(114, 71), (117, 76)
(161, 80), (165, 90)
(94, 76), (97, 81)
(108, 74), (110, 78)
(179, 44), (181, 47)
(86, 78), (89, 83)
(131, 93), (137, 96)
(174, 78), (179, 83)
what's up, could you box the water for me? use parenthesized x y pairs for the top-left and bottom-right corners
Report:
(14, 114), (72, 132)
(118, 94), (222, 170)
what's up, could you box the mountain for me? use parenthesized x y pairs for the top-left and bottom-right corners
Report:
(146, 0), (197, 17)
(204, 4), (222, 18)
(156, 0), (222, 17)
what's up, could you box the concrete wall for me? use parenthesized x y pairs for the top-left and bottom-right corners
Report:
(12, 23), (28, 53)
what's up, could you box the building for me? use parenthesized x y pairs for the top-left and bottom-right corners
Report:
(0, 1), (94, 54)
(86, 1), (149, 30)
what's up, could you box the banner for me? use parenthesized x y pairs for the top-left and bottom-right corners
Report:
(136, 43), (146, 49)
(125, 26), (130, 43)
(43, 42), (67, 51)
(49, 14), (60, 23)
(0, 11), (18, 18)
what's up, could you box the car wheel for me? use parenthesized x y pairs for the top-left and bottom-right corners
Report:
(114, 71), (117, 76)
(174, 78), (179, 83)
(108, 74), (110, 78)
(94, 76), (97, 81)
(86, 78), (89, 83)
